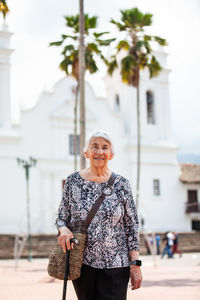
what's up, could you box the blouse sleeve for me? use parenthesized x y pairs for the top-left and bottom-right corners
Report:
(55, 178), (71, 231)
(123, 179), (140, 251)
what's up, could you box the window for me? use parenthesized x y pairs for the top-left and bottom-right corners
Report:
(146, 91), (155, 124)
(114, 94), (120, 113)
(69, 134), (80, 155)
(186, 190), (198, 212)
(153, 179), (160, 196)
(192, 220), (200, 231)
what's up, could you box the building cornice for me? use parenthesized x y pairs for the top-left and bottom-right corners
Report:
(0, 126), (21, 141)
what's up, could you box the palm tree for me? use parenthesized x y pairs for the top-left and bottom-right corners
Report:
(108, 8), (167, 209)
(0, 0), (9, 19)
(50, 14), (115, 171)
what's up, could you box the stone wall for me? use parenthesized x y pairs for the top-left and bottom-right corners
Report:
(0, 232), (199, 259)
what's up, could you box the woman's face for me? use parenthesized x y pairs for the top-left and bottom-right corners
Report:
(85, 137), (113, 169)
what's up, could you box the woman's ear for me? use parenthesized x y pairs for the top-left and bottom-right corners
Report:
(84, 151), (89, 159)
(109, 153), (114, 160)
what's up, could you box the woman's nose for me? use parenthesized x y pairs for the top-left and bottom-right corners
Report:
(97, 148), (103, 154)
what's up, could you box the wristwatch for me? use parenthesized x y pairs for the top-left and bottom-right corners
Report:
(130, 260), (142, 266)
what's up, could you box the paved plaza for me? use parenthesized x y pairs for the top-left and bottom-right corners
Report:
(0, 253), (200, 300)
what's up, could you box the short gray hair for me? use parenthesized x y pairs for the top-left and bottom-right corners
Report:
(84, 130), (115, 154)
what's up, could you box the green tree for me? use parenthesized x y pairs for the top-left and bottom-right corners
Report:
(50, 14), (114, 171)
(0, 0), (9, 19)
(108, 8), (167, 208)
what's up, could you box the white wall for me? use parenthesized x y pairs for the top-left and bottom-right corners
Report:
(0, 72), (193, 234)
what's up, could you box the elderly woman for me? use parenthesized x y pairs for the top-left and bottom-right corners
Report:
(56, 131), (142, 300)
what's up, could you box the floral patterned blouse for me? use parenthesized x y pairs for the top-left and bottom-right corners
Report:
(56, 172), (139, 269)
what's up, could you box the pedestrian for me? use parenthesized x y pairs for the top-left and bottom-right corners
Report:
(161, 231), (174, 259)
(155, 235), (161, 255)
(172, 232), (182, 257)
(55, 131), (142, 300)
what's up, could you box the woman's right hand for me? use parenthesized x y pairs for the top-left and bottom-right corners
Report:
(57, 227), (74, 252)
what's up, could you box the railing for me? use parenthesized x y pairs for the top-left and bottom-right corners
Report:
(185, 202), (200, 213)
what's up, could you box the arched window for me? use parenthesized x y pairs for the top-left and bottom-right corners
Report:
(114, 94), (120, 113)
(146, 91), (155, 124)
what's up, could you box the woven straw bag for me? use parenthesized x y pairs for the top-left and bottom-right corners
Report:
(48, 230), (86, 280)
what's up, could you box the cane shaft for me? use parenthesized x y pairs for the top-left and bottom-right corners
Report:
(62, 250), (70, 300)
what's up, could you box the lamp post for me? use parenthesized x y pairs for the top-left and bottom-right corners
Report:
(17, 156), (37, 261)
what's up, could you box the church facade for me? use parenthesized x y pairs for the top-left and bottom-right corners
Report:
(0, 23), (199, 235)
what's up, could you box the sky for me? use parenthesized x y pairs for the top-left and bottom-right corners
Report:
(2, 0), (200, 155)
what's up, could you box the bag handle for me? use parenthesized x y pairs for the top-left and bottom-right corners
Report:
(85, 172), (116, 228)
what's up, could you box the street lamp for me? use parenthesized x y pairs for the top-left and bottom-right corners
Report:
(17, 156), (37, 261)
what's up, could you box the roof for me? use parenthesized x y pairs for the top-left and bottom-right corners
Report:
(180, 164), (200, 184)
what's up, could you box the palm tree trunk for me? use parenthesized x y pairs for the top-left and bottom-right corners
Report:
(73, 83), (79, 172)
(135, 75), (140, 209)
(79, 0), (86, 169)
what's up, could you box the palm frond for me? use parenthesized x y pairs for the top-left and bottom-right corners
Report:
(93, 31), (109, 38)
(121, 55), (137, 72)
(59, 56), (72, 75)
(110, 18), (127, 31)
(61, 34), (77, 41)
(86, 14), (98, 30)
(135, 40), (151, 54)
(121, 55), (138, 84)
(139, 53), (148, 69)
(121, 8), (142, 27)
(148, 55), (162, 78)
(144, 35), (152, 42)
(65, 15), (79, 28)
(61, 44), (75, 56)
(85, 50), (98, 73)
(116, 40), (130, 52)
(153, 36), (167, 46)
(96, 38), (116, 46)
(135, 41), (144, 51)
(65, 15), (79, 33)
(87, 43), (100, 54)
(107, 57), (118, 75)
(100, 53), (109, 65)
(49, 40), (63, 47)
(0, 0), (9, 19)
(141, 13), (153, 27)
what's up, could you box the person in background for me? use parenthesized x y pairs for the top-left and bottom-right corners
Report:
(172, 232), (182, 257)
(155, 235), (161, 255)
(161, 231), (174, 259)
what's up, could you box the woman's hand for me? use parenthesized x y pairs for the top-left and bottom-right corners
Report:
(130, 265), (143, 290)
(57, 227), (74, 252)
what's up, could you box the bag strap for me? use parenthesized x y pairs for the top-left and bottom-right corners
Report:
(85, 172), (116, 228)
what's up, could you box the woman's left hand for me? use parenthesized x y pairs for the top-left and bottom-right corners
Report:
(130, 265), (143, 290)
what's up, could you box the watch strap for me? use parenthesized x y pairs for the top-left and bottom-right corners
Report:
(130, 259), (142, 266)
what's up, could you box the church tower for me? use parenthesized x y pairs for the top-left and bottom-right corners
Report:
(104, 49), (173, 147)
(104, 49), (182, 231)
(0, 21), (14, 127)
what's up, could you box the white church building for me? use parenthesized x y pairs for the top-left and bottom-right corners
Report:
(0, 23), (200, 236)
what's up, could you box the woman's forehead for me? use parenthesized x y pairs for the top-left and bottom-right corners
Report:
(90, 137), (110, 146)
